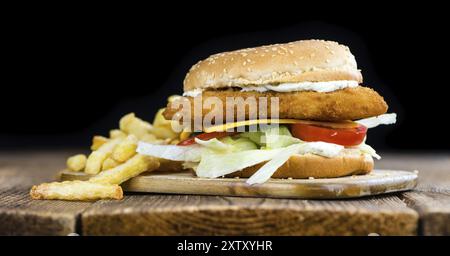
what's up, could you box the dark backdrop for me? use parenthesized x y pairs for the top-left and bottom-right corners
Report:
(1, 4), (448, 150)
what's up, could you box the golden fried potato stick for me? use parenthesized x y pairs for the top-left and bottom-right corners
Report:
(91, 136), (109, 151)
(66, 154), (87, 172)
(102, 157), (121, 171)
(112, 134), (138, 162)
(30, 181), (123, 201)
(119, 113), (153, 139)
(85, 138), (122, 174)
(150, 108), (180, 140)
(89, 154), (159, 185)
(109, 129), (127, 139)
(140, 133), (160, 143)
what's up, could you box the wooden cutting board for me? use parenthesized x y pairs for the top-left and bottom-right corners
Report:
(60, 169), (417, 199)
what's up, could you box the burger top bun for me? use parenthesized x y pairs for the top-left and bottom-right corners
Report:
(184, 39), (362, 92)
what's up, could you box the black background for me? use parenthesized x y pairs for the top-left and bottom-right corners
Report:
(1, 3), (448, 151)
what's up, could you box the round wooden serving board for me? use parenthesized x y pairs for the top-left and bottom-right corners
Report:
(60, 169), (417, 199)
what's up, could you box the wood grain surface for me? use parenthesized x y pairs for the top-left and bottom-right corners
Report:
(0, 151), (449, 235)
(82, 195), (418, 235)
(0, 150), (92, 235)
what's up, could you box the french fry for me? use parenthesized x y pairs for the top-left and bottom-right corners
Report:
(119, 113), (153, 139)
(109, 129), (127, 139)
(85, 138), (122, 174)
(150, 126), (179, 140)
(30, 181), (123, 200)
(150, 108), (179, 139)
(152, 108), (172, 127)
(168, 95), (182, 103)
(89, 154), (160, 185)
(85, 151), (108, 174)
(91, 136), (108, 151)
(140, 133), (159, 143)
(112, 134), (138, 162)
(102, 157), (121, 171)
(179, 129), (192, 141)
(66, 154), (87, 172)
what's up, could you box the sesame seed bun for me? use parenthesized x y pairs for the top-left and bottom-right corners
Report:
(228, 150), (373, 179)
(184, 39), (362, 92)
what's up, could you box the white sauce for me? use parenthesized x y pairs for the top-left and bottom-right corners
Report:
(183, 88), (203, 97)
(183, 80), (359, 97)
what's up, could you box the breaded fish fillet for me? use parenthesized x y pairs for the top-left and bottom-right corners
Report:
(164, 86), (387, 122)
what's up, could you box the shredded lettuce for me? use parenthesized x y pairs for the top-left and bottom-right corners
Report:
(356, 113), (397, 128)
(241, 125), (300, 149)
(182, 161), (199, 171)
(137, 142), (202, 162)
(264, 134), (301, 149)
(195, 148), (285, 178)
(220, 137), (258, 151)
(137, 123), (383, 184)
(240, 132), (263, 146)
(246, 144), (302, 185)
(194, 138), (232, 153)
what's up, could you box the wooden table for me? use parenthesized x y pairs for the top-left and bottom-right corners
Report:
(0, 150), (448, 236)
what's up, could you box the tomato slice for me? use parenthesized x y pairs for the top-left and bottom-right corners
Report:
(290, 123), (367, 146)
(178, 132), (238, 146)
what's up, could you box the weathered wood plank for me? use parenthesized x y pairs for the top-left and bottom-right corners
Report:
(0, 186), (92, 235)
(1, 151), (448, 236)
(82, 194), (418, 236)
(402, 190), (450, 235)
(378, 153), (450, 235)
(0, 150), (83, 189)
(377, 153), (450, 190)
(0, 150), (92, 235)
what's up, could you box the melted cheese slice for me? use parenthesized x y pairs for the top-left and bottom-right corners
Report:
(203, 119), (357, 133)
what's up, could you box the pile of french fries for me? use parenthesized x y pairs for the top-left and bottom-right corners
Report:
(31, 106), (183, 201)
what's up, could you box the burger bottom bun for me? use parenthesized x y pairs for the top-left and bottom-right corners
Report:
(228, 151), (373, 179)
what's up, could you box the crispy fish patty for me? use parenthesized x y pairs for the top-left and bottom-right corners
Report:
(164, 86), (388, 122)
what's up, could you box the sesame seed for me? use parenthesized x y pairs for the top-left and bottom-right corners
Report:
(308, 177), (314, 180)
(289, 50), (294, 54)
(294, 61), (298, 66)
(243, 61), (246, 66)
(272, 47), (277, 51)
